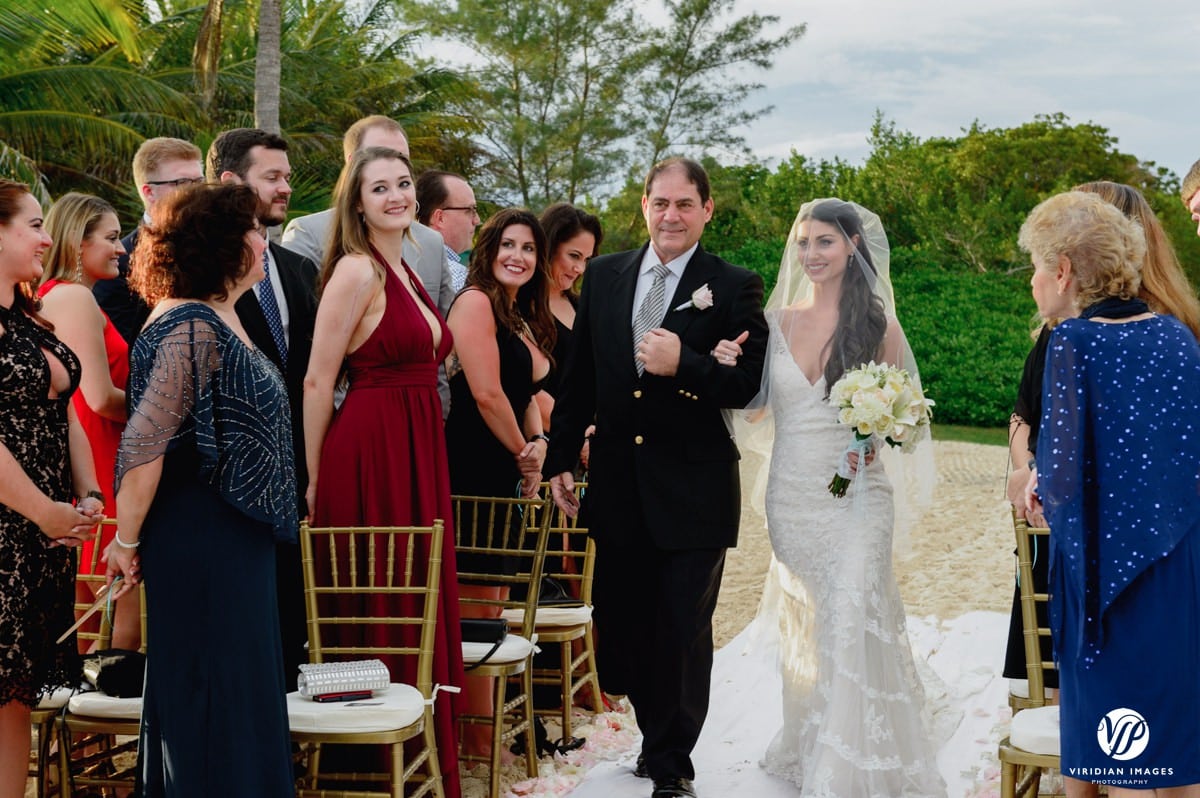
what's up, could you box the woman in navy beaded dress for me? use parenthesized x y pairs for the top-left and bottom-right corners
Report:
(104, 184), (295, 797)
(1022, 190), (1200, 795)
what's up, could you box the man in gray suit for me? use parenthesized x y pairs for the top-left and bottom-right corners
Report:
(282, 115), (454, 413)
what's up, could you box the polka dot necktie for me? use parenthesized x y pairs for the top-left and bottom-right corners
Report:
(259, 249), (288, 367)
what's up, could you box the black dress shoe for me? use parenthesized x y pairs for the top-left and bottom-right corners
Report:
(651, 776), (696, 798)
(634, 753), (649, 778)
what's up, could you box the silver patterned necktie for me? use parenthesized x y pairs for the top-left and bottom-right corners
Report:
(632, 262), (670, 376)
(258, 249), (288, 366)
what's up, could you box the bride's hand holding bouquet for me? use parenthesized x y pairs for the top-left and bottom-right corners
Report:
(827, 361), (933, 497)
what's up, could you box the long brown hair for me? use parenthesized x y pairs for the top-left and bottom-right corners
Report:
(320, 146), (415, 293)
(1075, 180), (1200, 338)
(801, 199), (887, 396)
(465, 208), (556, 357)
(539, 202), (603, 301)
(0, 179), (45, 319)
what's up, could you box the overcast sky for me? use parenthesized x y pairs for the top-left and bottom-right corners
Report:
(737, 1), (1199, 178)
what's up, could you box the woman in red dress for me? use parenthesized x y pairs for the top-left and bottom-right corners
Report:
(36, 192), (139, 651)
(303, 146), (464, 797)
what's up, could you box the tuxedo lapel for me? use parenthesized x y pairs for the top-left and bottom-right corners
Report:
(662, 247), (719, 341)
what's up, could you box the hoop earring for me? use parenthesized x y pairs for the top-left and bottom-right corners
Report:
(414, 199), (421, 217)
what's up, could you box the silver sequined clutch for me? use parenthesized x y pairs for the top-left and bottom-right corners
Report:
(297, 659), (390, 698)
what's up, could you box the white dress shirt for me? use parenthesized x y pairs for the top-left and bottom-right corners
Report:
(630, 242), (698, 326)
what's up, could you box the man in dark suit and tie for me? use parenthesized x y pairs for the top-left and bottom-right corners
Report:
(93, 137), (205, 345)
(546, 157), (768, 798)
(208, 128), (319, 688)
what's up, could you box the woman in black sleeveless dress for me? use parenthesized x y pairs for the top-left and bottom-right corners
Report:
(0, 180), (105, 796)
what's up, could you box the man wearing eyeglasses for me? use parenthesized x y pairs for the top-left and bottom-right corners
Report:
(416, 170), (480, 293)
(93, 137), (204, 344)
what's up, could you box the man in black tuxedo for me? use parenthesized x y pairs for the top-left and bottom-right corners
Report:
(546, 158), (767, 798)
(94, 137), (205, 345)
(208, 128), (319, 689)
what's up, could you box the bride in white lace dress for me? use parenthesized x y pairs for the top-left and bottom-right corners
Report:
(725, 199), (943, 797)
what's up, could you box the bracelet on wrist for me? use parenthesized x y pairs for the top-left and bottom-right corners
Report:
(81, 489), (105, 505)
(529, 433), (550, 445)
(112, 532), (140, 549)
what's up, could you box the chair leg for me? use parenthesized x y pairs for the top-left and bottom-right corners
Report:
(490, 674), (505, 798)
(1000, 760), (1016, 798)
(34, 717), (52, 798)
(560, 641), (573, 739)
(422, 717), (445, 798)
(583, 626), (603, 714)
(56, 721), (72, 798)
(304, 741), (322, 789)
(522, 667), (537, 778)
(390, 740), (404, 798)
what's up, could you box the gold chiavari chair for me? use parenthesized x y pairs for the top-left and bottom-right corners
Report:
(289, 521), (447, 798)
(998, 512), (1062, 798)
(26, 521), (117, 798)
(452, 493), (551, 798)
(499, 482), (601, 741)
(56, 518), (148, 798)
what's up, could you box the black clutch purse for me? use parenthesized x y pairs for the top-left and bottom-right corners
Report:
(82, 648), (146, 699)
(461, 618), (507, 671)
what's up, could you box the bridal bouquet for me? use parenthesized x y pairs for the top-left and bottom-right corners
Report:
(827, 362), (933, 497)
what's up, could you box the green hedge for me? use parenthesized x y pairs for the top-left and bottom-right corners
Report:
(722, 243), (1036, 428)
(893, 266), (1037, 427)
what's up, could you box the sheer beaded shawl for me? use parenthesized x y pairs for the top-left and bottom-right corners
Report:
(116, 303), (297, 542)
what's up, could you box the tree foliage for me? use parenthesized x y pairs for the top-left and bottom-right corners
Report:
(630, 0), (804, 172)
(398, 0), (635, 208)
(0, 0), (468, 223)
(398, 0), (803, 207)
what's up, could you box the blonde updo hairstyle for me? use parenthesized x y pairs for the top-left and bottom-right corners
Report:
(1018, 190), (1146, 312)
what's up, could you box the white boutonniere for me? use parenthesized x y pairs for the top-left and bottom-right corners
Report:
(675, 284), (714, 312)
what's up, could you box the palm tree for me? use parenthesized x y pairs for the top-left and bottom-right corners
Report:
(0, 0), (470, 219)
(0, 0), (202, 214)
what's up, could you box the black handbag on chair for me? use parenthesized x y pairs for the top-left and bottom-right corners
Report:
(461, 618), (507, 671)
(82, 649), (146, 698)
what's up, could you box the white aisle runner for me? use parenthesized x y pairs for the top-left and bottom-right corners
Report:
(563, 611), (1011, 798)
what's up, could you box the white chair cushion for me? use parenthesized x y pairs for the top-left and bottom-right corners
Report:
(287, 682), (424, 734)
(1009, 678), (1030, 699)
(37, 687), (75, 710)
(67, 691), (143, 720)
(501, 605), (593, 627)
(462, 633), (535, 665)
(1010, 704), (1059, 756)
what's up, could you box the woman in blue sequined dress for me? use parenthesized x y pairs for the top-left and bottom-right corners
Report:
(104, 184), (295, 797)
(1023, 190), (1200, 795)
